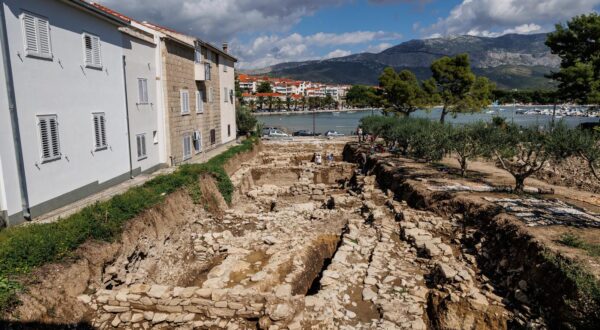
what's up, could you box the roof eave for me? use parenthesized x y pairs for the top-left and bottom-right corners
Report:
(62, 0), (129, 26)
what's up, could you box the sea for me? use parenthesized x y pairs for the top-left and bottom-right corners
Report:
(258, 106), (600, 135)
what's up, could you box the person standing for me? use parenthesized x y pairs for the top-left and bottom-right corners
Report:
(357, 127), (363, 143)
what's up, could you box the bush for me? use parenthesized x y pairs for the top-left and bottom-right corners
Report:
(0, 137), (258, 314)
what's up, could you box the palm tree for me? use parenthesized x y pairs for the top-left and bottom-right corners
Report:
(257, 96), (265, 110)
(249, 99), (256, 112)
(275, 97), (283, 110)
(267, 96), (274, 112)
(301, 96), (307, 111)
(286, 97), (292, 110)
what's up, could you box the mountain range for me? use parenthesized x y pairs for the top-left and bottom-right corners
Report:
(244, 33), (560, 90)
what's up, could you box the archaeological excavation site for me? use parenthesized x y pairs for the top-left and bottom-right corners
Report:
(2, 138), (600, 330)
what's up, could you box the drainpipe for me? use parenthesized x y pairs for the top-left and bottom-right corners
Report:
(122, 55), (134, 179)
(0, 4), (30, 220)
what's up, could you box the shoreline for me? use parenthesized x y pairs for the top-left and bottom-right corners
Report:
(252, 108), (380, 116)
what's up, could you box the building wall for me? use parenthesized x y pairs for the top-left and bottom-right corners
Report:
(219, 56), (236, 143)
(162, 40), (221, 165)
(122, 32), (161, 173)
(2, 0), (130, 222)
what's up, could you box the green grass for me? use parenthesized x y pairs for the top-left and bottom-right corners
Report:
(559, 233), (600, 257)
(543, 250), (600, 305)
(0, 137), (258, 314)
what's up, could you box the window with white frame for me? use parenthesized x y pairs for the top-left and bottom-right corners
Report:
(224, 87), (228, 103)
(153, 130), (158, 144)
(196, 90), (204, 113)
(83, 33), (101, 68)
(21, 11), (52, 59)
(193, 130), (202, 153)
(183, 134), (192, 160)
(204, 63), (211, 80)
(38, 115), (60, 162)
(136, 134), (147, 160)
(210, 129), (216, 145)
(223, 60), (228, 72)
(180, 89), (190, 114)
(138, 78), (149, 104)
(93, 113), (107, 150)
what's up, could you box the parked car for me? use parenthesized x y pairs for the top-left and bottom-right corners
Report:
(324, 130), (345, 137)
(293, 130), (316, 136)
(265, 129), (289, 137)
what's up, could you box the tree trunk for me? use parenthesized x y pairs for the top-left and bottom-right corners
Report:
(459, 157), (468, 177)
(514, 175), (525, 194)
(440, 106), (448, 124)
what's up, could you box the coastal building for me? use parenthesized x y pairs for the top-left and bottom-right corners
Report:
(0, 0), (132, 225)
(141, 23), (237, 165)
(218, 43), (237, 144)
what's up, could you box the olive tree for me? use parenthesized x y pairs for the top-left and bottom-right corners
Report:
(484, 124), (567, 193)
(446, 123), (489, 177)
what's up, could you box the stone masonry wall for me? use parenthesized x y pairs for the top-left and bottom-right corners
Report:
(162, 40), (222, 165)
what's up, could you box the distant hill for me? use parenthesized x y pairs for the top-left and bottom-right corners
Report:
(244, 33), (560, 90)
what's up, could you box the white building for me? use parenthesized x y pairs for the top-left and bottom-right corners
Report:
(217, 43), (236, 143)
(0, 0), (133, 226)
(120, 25), (164, 175)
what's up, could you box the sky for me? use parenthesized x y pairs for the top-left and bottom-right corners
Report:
(95, 0), (600, 69)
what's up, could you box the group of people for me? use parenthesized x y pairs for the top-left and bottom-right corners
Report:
(314, 152), (335, 165)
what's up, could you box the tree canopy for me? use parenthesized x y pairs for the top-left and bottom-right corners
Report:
(429, 54), (495, 123)
(257, 81), (273, 93)
(546, 13), (600, 106)
(379, 68), (428, 117)
(345, 85), (379, 108)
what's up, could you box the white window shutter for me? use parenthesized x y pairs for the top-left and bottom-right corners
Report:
(142, 135), (146, 157)
(23, 14), (39, 54)
(39, 118), (51, 159)
(49, 117), (60, 157)
(84, 35), (93, 65)
(136, 135), (142, 158)
(93, 115), (101, 148)
(100, 115), (106, 147)
(37, 18), (51, 56)
(92, 35), (101, 67)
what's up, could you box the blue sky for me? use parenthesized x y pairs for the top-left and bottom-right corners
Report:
(97, 0), (600, 68)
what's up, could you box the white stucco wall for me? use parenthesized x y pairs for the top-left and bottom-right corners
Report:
(0, 28), (22, 222)
(219, 56), (236, 143)
(2, 0), (130, 218)
(123, 32), (160, 173)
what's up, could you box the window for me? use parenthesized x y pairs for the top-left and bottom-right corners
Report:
(153, 130), (158, 144)
(224, 87), (228, 103)
(136, 134), (147, 160)
(183, 134), (192, 160)
(38, 115), (60, 162)
(196, 90), (204, 113)
(137, 78), (148, 104)
(204, 63), (211, 80)
(194, 48), (202, 63)
(210, 129), (216, 145)
(228, 124), (231, 137)
(21, 11), (52, 59)
(193, 130), (202, 153)
(208, 87), (213, 103)
(223, 61), (228, 72)
(83, 33), (101, 68)
(180, 89), (190, 114)
(93, 113), (107, 150)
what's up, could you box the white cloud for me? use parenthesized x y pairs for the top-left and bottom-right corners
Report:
(234, 31), (402, 68)
(96, 0), (348, 43)
(424, 0), (600, 37)
(365, 42), (393, 53)
(324, 49), (352, 58)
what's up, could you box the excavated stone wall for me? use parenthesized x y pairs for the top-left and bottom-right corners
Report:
(343, 142), (600, 329)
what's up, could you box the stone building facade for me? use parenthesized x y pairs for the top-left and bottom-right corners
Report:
(160, 34), (228, 165)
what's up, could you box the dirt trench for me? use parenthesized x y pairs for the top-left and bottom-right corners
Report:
(344, 142), (600, 329)
(3, 138), (571, 329)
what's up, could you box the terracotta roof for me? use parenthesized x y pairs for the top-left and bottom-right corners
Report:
(254, 93), (284, 97)
(89, 2), (132, 22)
